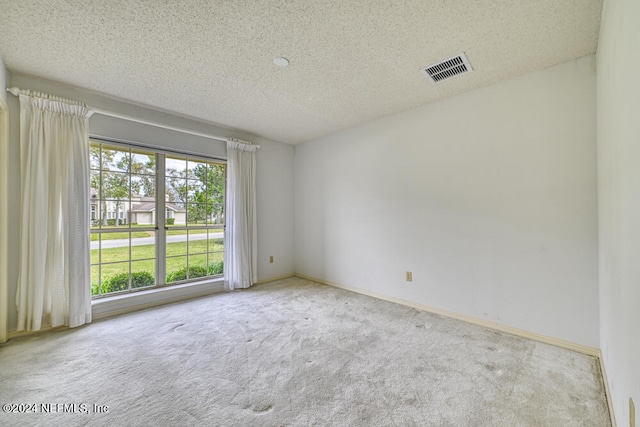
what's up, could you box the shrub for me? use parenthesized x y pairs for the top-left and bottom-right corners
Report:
(166, 218), (175, 225)
(91, 281), (99, 296)
(208, 260), (224, 275)
(107, 219), (116, 226)
(101, 271), (155, 294)
(166, 265), (208, 283)
(101, 273), (128, 293)
(131, 272), (155, 288)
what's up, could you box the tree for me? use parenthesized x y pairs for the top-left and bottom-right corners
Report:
(90, 146), (115, 226)
(192, 163), (225, 224)
(165, 168), (192, 205)
(90, 146), (159, 227)
(117, 153), (156, 197)
(128, 155), (156, 197)
(164, 163), (224, 225)
(103, 172), (129, 225)
(136, 156), (156, 197)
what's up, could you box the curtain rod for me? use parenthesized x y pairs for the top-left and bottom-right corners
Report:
(91, 107), (231, 143)
(7, 87), (87, 107)
(6, 87), (259, 147)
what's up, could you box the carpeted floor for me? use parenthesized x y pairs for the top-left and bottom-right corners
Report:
(0, 277), (610, 426)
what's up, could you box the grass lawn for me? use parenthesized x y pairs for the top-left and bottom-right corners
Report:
(166, 228), (223, 236)
(91, 239), (224, 295)
(91, 231), (152, 241)
(91, 224), (155, 241)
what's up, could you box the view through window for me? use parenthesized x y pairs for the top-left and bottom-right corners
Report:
(164, 155), (225, 283)
(90, 141), (225, 297)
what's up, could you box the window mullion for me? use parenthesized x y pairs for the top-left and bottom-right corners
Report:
(157, 154), (167, 286)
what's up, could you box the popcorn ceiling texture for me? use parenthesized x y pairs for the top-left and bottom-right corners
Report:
(0, 0), (602, 144)
(0, 278), (610, 426)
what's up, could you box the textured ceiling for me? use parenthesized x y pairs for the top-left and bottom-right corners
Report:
(0, 0), (602, 144)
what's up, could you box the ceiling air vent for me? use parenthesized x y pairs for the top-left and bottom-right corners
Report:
(421, 53), (473, 84)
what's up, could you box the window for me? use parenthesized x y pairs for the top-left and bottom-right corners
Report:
(90, 140), (225, 298)
(90, 143), (157, 296)
(165, 156), (225, 283)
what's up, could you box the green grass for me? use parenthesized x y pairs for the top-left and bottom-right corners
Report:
(91, 239), (224, 296)
(166, 229), (222, 236)
(90, 231), (152, 241)
(91, 224), (155, 241)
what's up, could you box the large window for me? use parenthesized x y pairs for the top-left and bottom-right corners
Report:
(90, 141), (225, 298)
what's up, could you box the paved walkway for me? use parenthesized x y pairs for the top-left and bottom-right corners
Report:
(91, 231), (223, 250)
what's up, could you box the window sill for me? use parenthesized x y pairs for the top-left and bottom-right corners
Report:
(92, 278), (225, 321)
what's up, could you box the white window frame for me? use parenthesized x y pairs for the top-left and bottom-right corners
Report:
(164, 153), (226, 284)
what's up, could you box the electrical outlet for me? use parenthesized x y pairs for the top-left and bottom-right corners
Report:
(631, 397), (635, 427)
(405, 271), (412, 282)
(269, 256), (274, 264)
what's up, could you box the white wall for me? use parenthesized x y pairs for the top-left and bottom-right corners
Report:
(256, 138), (295, 280)
(597, 0), (640, 423)
(0, 55), (7, 105)
(5, 74), (294, 332)
(295, 56), (599, 347)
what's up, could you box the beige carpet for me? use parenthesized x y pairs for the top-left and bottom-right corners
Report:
(0, 277), (610, 426)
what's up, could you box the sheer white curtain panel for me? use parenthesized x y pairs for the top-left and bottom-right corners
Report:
(16, 94), (92, 331)
(224, 140), (258, 290)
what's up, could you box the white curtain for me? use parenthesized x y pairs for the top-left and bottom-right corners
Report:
(16, 94), (92, 331)
(225, 140), (258, 290)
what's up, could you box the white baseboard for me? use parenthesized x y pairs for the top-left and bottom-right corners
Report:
(295, 273), (600, 357)
(8, 325), (67, 340)
(597, 350), (617, 427)
(255, 273), (295, 285)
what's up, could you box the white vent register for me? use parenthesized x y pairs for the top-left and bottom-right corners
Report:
(421, 53), (473, 83)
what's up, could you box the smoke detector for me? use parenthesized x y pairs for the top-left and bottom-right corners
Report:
(273, 57), (290, 67)
(421, 53), (473, 84)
